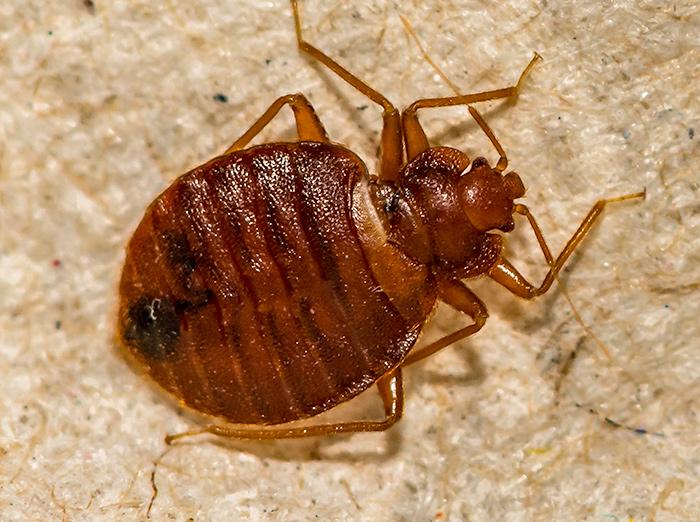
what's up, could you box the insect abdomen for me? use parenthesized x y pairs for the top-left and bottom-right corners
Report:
(118, 142), (420, 425)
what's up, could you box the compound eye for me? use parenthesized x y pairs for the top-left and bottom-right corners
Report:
(471, 157), (489, 169)
(504, 172), (526, 199)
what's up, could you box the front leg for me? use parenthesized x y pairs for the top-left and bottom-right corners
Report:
(402, 276), (488, 367)
(401, 53), (541, 163)
(489, 191), (646, 298)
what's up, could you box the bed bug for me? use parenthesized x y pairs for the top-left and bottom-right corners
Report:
(117, 0), (644, 443)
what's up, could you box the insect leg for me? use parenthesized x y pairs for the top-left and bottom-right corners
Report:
(402, 277), (487, 366)
(224, 93), (328, 153)
(488, 191), (646, 298)
(402, 53), (541, 162)
(164, 368), (403, 442)
(291, 0), (403, 182)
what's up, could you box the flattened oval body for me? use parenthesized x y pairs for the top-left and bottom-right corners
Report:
(118, 141), (426, 425)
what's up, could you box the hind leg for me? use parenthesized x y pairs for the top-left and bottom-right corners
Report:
(165, 368), (403, 443)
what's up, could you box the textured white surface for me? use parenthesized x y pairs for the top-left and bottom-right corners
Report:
(1, 0), (698, 520)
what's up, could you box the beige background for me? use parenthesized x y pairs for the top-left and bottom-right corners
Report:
(1, 0), (698, 520)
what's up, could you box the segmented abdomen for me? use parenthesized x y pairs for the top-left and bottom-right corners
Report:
(118, 141), (421, 425)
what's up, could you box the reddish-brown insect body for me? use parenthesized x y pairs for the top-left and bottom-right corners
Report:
(120, 142), (424, 425)
(118, 1), (643, 442)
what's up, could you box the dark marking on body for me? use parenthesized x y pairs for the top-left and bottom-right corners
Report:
(162, 231), (197, 277)
(174, 289), (215, 314)
(298, 201), (344, 292)
(124, 295), (180, 360)
(261, 312), (292, 367)
(298, 298), (327, 350)
(264, 199), (293, 253)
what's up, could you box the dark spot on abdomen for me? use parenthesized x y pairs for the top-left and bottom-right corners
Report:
(123, 295), (180, 360)
(174, 288), (215, 314)
(162, 231), (198, 283)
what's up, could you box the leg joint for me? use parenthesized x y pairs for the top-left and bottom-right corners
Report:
(382, 409), (402, 429)
(280, 93), (307, 105)
(383, 106), (399, 116)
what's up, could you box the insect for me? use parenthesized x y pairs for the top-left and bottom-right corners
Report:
(117, 0), (644, 443)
